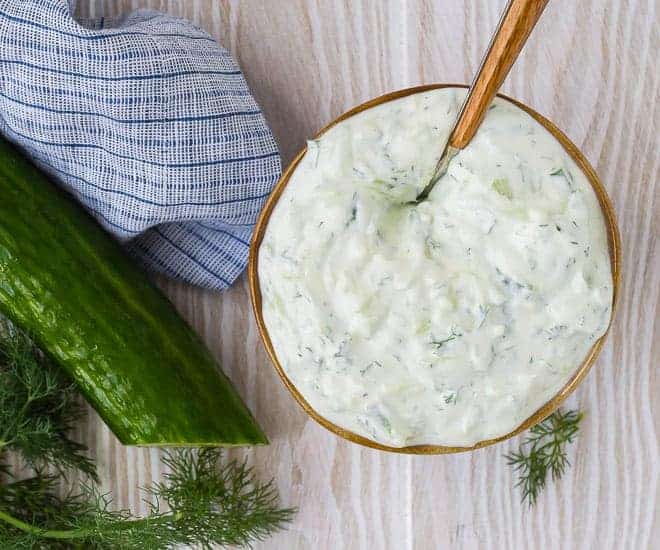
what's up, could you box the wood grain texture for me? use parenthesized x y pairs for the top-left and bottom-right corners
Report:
(72, 1), (659, 548)
(448, 0), (549, 149)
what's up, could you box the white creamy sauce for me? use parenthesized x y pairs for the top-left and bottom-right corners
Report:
(259, 88), (613, 447)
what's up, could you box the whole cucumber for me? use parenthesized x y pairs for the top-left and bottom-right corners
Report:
(0, 138), (266, 446)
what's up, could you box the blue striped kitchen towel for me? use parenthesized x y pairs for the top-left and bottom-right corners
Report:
(0, 0), (280, 290)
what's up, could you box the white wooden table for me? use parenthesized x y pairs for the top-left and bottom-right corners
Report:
(76, 1), (659, 548)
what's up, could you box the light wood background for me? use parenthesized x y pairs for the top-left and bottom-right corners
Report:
(71, 1), (659, 548)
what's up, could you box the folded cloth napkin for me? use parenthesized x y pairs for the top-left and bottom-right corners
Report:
(0, 0), (280, 290)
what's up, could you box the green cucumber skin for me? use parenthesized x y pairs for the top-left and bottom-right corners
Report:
(0, 139), (267, 446)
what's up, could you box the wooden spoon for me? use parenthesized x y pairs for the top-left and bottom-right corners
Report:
(414, 0), (550, 202)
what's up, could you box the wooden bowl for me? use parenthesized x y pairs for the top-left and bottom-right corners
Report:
(248, 84), (621, 454)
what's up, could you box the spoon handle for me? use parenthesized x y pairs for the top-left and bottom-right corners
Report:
(449, 0), (549, 149)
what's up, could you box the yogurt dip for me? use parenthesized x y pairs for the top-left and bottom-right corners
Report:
(258, 88), (613, 448)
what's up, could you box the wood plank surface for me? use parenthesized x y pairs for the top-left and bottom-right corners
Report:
(72, 1), (660, 548)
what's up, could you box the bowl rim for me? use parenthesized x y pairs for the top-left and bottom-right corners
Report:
(248, 83), (622, 454)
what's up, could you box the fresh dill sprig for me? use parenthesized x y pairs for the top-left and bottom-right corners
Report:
(0, 473), (88, 549)
(0, 320), (97, 479)
(0, 450), (295, 549)
(0, 320), (295, 548)
(0, 449), (295, 549)
(505, 408), (583, 507)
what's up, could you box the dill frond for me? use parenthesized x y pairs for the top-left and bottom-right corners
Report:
(505, 408), (583, 507)
(0, 320), (96, 479)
